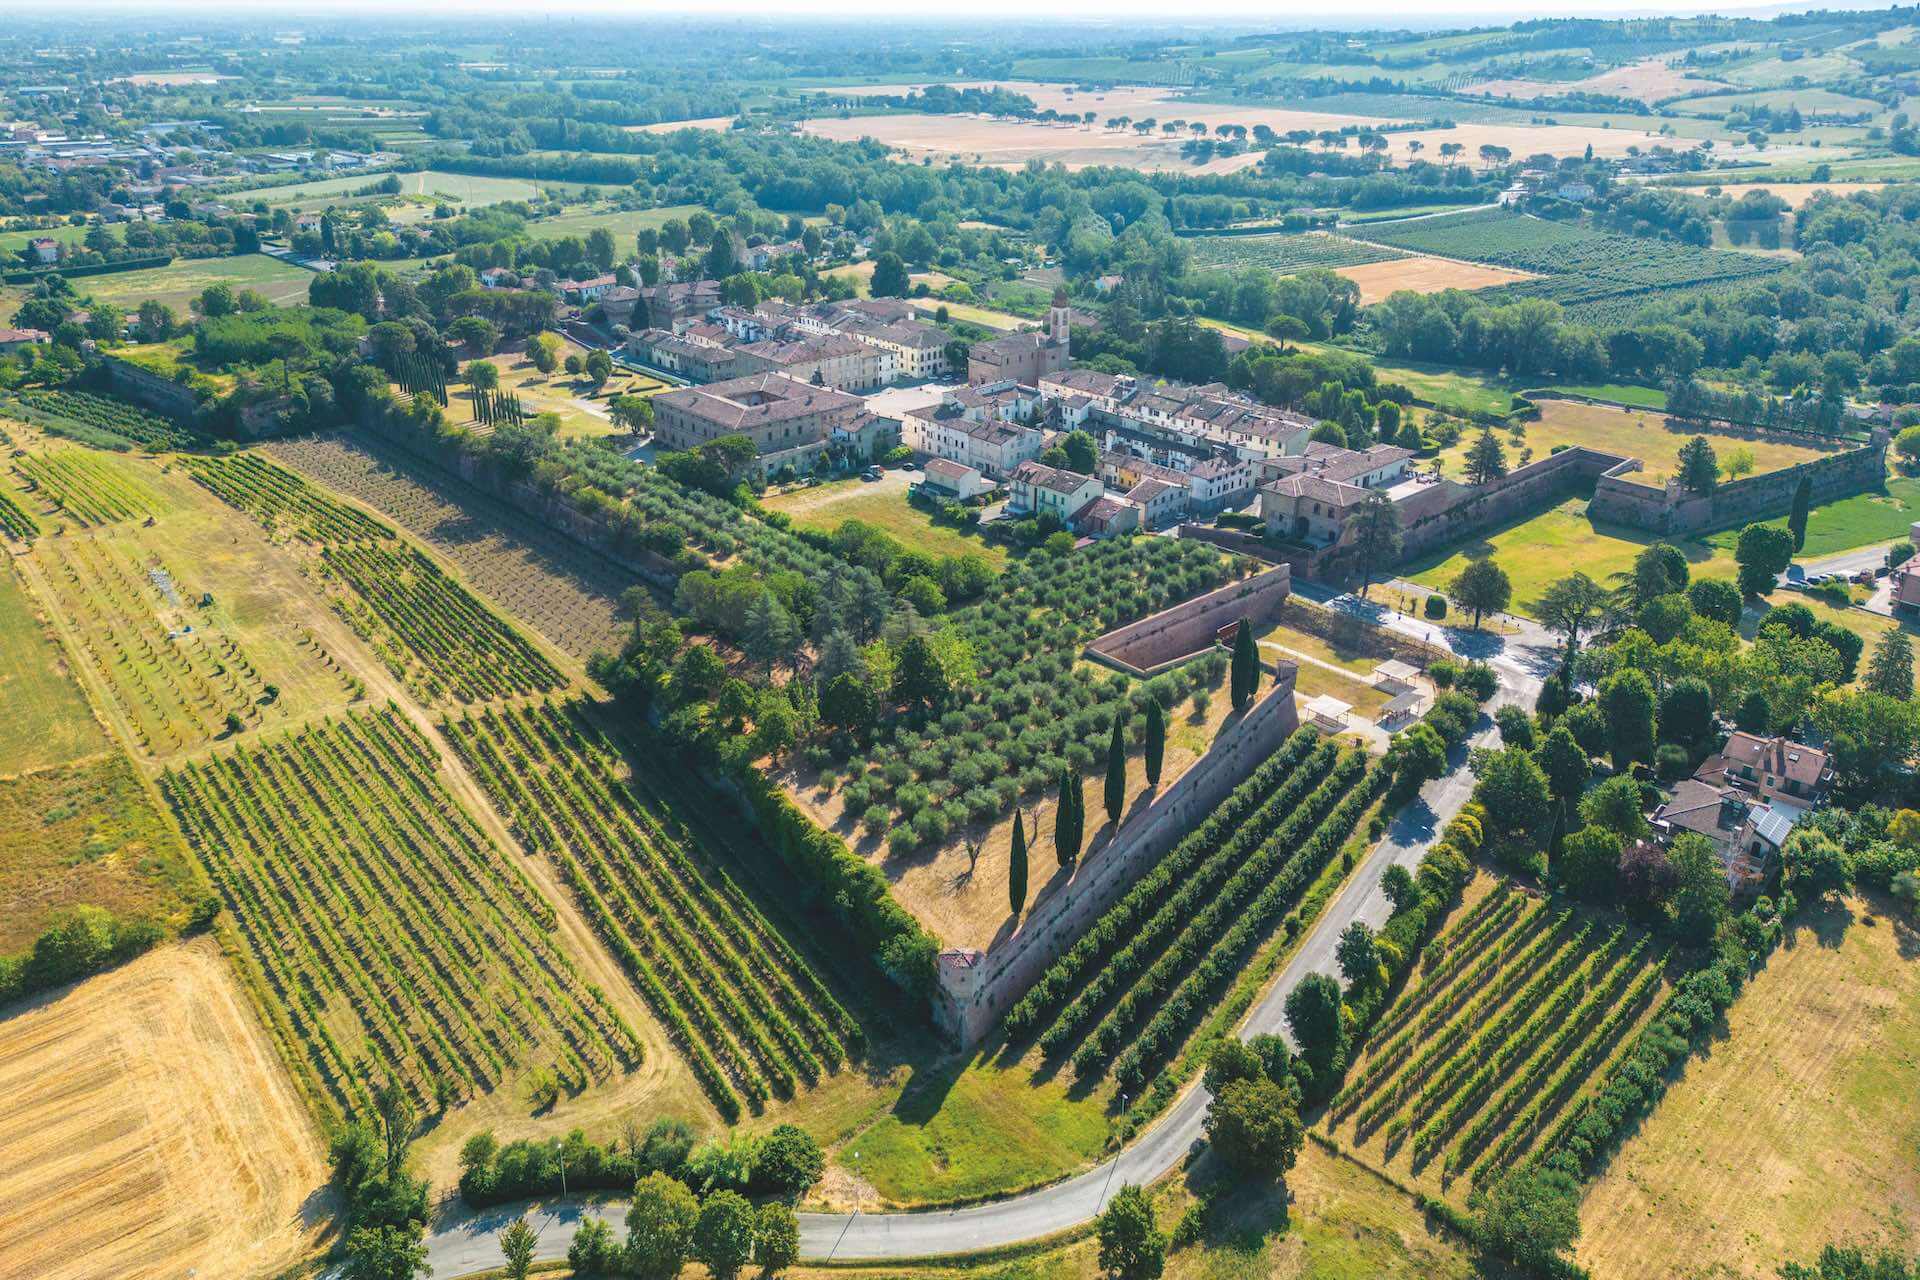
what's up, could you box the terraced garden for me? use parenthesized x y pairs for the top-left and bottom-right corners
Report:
(1006, 728), (1386, 1094)
(1324, 885), (1669, 1195)
(161, 707), (643, 1119)
(263, 433), (640, 660)
(442, 699), (860, 1121)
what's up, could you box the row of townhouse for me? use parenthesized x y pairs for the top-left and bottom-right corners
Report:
(625, 292), (955, 392)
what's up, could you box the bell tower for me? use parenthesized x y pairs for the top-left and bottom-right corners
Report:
(1048, 288), (1071, 350)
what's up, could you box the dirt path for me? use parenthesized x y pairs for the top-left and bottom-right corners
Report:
(0, 939), (331, 1280)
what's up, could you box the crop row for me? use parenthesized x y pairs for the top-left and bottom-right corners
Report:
(443, 699), (860, 1121)
(1360, 915), (1588, 1135)
(321, 542), (565, 704)
(1329, 890), (1535, 1115)
(1108, 755), (1385, 1093)
(1408, 930), (1641, 1165)
(1188, 231), (1406, 274)
(161, 708), (641, 1117)
(1037, 735), (1340, 1057)
(13, 447), (158, 526)
(1359, 208), (1784, 293)
(180, 451), (394, 544)
(1004, 727), (1323, 1039)
(264, 432), (637, 661)
(37, 533), (276, 755)
(0, 481), (38, 539)
(9, 387), (195, 450)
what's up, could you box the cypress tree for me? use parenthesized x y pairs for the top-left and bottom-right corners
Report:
(1055, 768), (1077, 868)
(1009, 810), (1028, 916)
(1144, 698), (1166, 788)
(1104, 714), (1126, 825)
(1788, 473), (1812, 552)
(1230, 617), (1258, 710)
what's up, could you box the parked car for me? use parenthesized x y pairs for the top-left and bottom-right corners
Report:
(861, 465), (883, 481)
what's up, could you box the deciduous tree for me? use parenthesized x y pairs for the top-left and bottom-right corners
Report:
(1450, 557), (1512, 629)
(1204, 1078), (1304, 1180)
(1096, 1184), (1166, 1280)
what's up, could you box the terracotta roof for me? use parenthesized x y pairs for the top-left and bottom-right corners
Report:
(1013, 459), (1097, 496)
(654, 372), (860, 431)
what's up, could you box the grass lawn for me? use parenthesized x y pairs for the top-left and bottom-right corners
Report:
(1294, 340), (1521, 419)
(1254, 607), (1402, 676)
(1405, 495), (1736, 614)
(1432, 399), (1839, 486)
(764, 477), (1008, 567)
(524, 202), (705, 243)
(455, 342), (663, 440)
(1286, 659), (1391, 720)
(80, 254), (315, 313)
(1708, 476), (1920, 559)
(0, 752), (204, 953)
(1578, 897), (1920, 1280)
(0, 559), (106, 776)
(0, 222), (115, 253)
(223, 169), (553, 210)
(1544, 381), (1670, 410)
(910, 298), (1026, 331)
(839, 1044), (1111, 1206)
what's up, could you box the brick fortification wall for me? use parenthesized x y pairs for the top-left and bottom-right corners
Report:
(1087, 565), (1292, 676)
(933, 668), (1302, 1046)
(1588, 433), (1887, 538)
(1394, 446), (1636, 562)
(103, 356), (201, 421)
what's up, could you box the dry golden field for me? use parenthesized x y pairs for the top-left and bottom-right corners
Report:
(0, 940), (330, 1280)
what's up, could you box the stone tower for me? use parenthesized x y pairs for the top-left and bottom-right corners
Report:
(1048, 288), (1071, 350)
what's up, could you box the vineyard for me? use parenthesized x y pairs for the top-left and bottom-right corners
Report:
(321, 542), (566, 704)
(1188, 231), (1407, 273)
(442, 699), (860, 1121)
(1004, 728), (1387, 1094)
(1324, 885), (1669, 1192)
(263, 433), (639, 660)
(824, 538), (1232, 855)
(12, 445), (161, 526)
(31, 532), (297, 755)
(1356, 208), (1783, 315)
(161, 707), (643, 1119)
(179, 453), (395, 544)
(0, 479), (37, 540)
(6, 387), (196, 450)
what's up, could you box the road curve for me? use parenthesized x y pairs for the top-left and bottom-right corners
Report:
(420, 605), (1555, 1276)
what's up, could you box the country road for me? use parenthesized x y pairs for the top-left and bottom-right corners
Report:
(420, 597), (1559, 1276)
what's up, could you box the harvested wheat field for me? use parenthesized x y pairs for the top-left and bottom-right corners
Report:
(1335, 255), (1533, 303)
(1578, 898), (1920, 1280)
(1464, 58), (1727, 104)
(0, 939), (329, 1280)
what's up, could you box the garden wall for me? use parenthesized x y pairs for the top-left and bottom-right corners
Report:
(1085, 565), (1292, 676)
(102, 356), (200, 421)
(1588, 430), (1888, 538)
(354, 409), (679, 588)
(934, 669), (1302, 1046)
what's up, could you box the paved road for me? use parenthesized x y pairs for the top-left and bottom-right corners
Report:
(1780, 541), (1896, 588)
(420, 594), (1557, 1276)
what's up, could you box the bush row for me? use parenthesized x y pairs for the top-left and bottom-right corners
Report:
(1109, 757), (1388, 1092)
(1002, 727), (1322, 1039)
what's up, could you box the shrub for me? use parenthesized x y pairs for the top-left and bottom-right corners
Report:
(1424, 594), (1447, 620)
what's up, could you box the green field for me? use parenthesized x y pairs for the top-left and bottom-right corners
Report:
(79, 255), (316, 312)
(1666, 87), (1884, 116)
(524, 202), (706, 243)
(0, 751), (203, 954)
(1406, 495), (1735, 613)
(1543, 382), (1671, 409)
(0, 561), (105, 777)
(223, 169), (555, 210)
(764, 478), (1008, 568)
(0, 222), (114, 253)
(840, 1048), (1108, 1205)
(1188, 231), (1406, 274)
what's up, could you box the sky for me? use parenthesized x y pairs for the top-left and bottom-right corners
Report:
(22, 0), (1902, 18)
